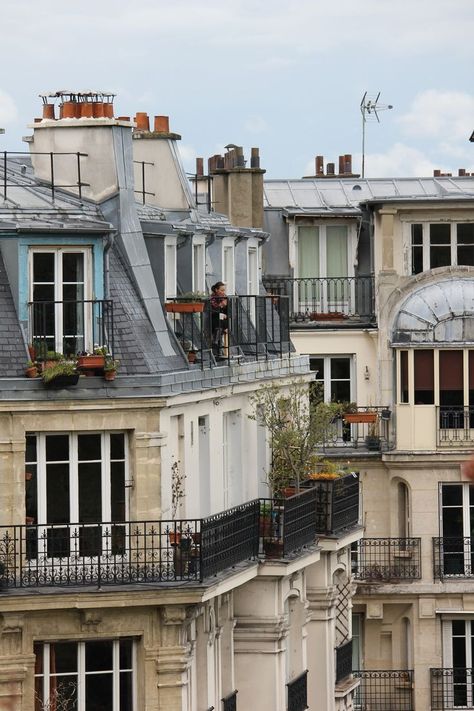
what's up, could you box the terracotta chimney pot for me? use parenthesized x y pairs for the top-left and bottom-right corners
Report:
(61, 101), (78, 119)
(135, 112), (150, 131)
(93, 102), (105, 118)
(42, 104), (55, 120)
(326, 162), (335, 175)
(117, 116), (131, 121)
(315, 155), (324, 175)
(338, 155), (345, 175)
(154, 115), (169, 133)
(104, 103), (114, 119)
(196, 157), (204, 176)
(81, 103), (94, 119)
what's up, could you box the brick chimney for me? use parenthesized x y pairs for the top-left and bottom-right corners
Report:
(208, 146), (265, 228)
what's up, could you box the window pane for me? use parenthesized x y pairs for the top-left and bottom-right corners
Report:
(120, 672), (134, 708)
(33, 253), (55, 282)
(331, 357), (350, 380)
(78, 434), (101, 461)
(62, 253), (84, 283)
(331, 381), (351, 402)
(411, 224), (423, 274)
(47, 463), (70, 524)
(110, 433), (125, 460)
(111, 462), (125, 522)
(414, 350), (434, 404)
(326, 226), (348, 277)
(310, 358), (324, 379)
(430, 224), (451, 268)
(52, 642), (78, 673)
(86, 674), (113, 711)
(78, 462), (102, 522)
(457, 224), (474, 265)
(442, 485), (463, 507)
(26, 434), (37, 462)
(120, 639), (133, 669)
(86, 641), (113, 672)
(298, 227), (319, 278)
(46, 435), (69, 462)
(400, 350), (409, 403)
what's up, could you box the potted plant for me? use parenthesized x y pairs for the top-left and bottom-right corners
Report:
(41, 351), (64, 371)
(165, 291), (207, 314)
(25, 361), (39, 378)
(168, 458), (187, 546)
(365, 421), (381, 451)
(344, 404), (377, 424)
(41, 360), (79, 388)
(103, 358), (119, 381)
(77, 346), (107, 371)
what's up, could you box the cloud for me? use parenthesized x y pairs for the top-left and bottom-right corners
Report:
(0, 89), (18, 126)
(178, 143), (198, 173)
(399, 90), (474, 141)
(243, 115), (268, 133)
(362, 143), (437, 178)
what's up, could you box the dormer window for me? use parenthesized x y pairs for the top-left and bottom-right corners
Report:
(410, 222), (474, 274)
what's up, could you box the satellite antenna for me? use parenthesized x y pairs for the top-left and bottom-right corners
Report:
(360, 92), (393, 178)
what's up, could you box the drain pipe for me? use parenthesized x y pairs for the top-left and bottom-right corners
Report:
(103, 228), (116, 299)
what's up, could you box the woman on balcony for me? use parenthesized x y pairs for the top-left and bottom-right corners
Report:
(210, 281), (228, 359)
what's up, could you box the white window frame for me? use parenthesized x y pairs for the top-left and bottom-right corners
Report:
(310, 354), (355, 403)
(294, 222), (356, 279)
(29, 246), (93, 353)
(34, 638), (137, 711)
(247, 241), (260, 296)
(164, 236), (177, 299)
(222, 238), (235, 295)
(192, 236), (206, 294)
(406, 220), (474, 275)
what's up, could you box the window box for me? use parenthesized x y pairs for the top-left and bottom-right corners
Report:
(344, 412), (377, 424)
(165, 301), (205, 313)
(43, 373), (80, 389)
(77, 354), (105, 369)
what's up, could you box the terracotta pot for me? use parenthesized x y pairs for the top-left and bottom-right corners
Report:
(81, 102), (94, 118)
(168, 531), (181, 546)
(61, 101), (78, 119)
(165, 302), (205, 314)
(154, 115), (169, 133)
(187, 351), (197, 364)
(282, 487), (297, 497)
(103, 103), (114, 119)
(25, 366), (38, 378)
(77, 355), (105, 369)
(25, 517), (35, 526)
(263, 540), (284, 558)
(344, 412), (377, 424)
(104, 369), (116, 381)
(93, 102), (105, 118)
(135, 112), (150, 131)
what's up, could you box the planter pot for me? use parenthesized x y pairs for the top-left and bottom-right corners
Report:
(104, 370), (116, 381)
(381, 409), (392, 420)
(43, 373), (80, 389)
(25, 367), (38, 378)
(344, 412), (377, 424)
(187, 351), (197, 364)
(263, 540), (284, 558)
(309, 312), (346, 321)
(25, 517), (35, 525)
(282, 487), (297, 498)
(168, 531), (181, 546)
(165, 302), (205, 314)
(365, 435), (381, 452)
(77, 355), (105, 370)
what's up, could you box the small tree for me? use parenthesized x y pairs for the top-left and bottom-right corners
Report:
(171, 457), (186, 520)
(250, 379), (344, 495)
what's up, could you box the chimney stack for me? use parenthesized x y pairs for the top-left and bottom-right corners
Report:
(250, 147), (260, 168)
(196, 157), (204, 177)
(154, 115), (169, 133)
(135, 112), (150, 131)
(458, 168), (466, 177)
(344, 154), (352, 174)
(326, 162), (335, 176)
(315, 155), (324, 176)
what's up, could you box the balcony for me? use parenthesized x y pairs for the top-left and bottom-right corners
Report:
(164, 294), (290, 367)
(287, 670), (308, 711)
(320, 407), (393, 454)
(354, 670), (414, 711)
(437, 407), (474, 448)
(431, 668), (474, 709)
(0, 492), (319, 590)
(352, 538), (422, 582)
(222, 690), (238, 711)
(336, 640), (353, 684)
(302, 472), (360, 536)
(28, 299), (114, 358)
(262, 275), (375, 325)
(433, 537), (474, 580)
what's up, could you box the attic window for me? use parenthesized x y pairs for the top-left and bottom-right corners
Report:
(352, 185), (362, 191)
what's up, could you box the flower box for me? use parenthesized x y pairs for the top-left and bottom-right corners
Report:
(344, 412), (377, 424)
(43, 373), (80, 389)
(77, 355), (105, 370)
(165, 302), (205, 314)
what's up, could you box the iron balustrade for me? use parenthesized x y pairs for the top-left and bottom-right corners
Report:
(353, 538), (422, 581)
(431, 668), (474, 709)
(0, 490), (324, 589)
(287, 670), (309, 711)
(433, 537), (474, 580)
(336, 640), (353, 684)
(164, 295), (290, 368)
(262, 275), (375, 322)
(1, 150), (89, 201)
(302, 473), (360, 535)
(260, 488), (318, 559)
(353, 670), (414, 711)
(201, 500), (260, 578)
(221, 690), (237, 711)
(320, 407), (392, 453)
(133, 159), (155, 204)
(28, 299), (114, 358)
(437, 406), (474, 447)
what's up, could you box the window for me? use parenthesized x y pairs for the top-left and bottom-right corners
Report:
(441, 619), (474, 707)
(247, 245), (259, 296)
(25, 432), (127, 559)
(410, 222), (474, 274)
(222, 241), (235, 294)
(414, 350), (434, 404)
(440, 483), (474, 576)
(192, 238), (206, 294)
(310, 356), (353, 403)
(222, 411), (242, 508)
(164, 237), (177, 299)
(29, 247), (92, 354)
(34, 638), (135, 710)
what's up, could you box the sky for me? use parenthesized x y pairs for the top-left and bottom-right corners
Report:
(1, 0), (473, 180)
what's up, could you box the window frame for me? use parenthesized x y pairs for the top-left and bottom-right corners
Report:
(408, 221), (474, 274)
(222, 238), (235, 295)
(192, 236), (206, 294)
(294, 222), (356, 279)
(164, 236), (177, 299)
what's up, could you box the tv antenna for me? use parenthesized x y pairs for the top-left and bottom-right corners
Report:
(360, 92), (393, 178)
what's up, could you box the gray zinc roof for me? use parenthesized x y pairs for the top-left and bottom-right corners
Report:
(264, 177), (474, 213)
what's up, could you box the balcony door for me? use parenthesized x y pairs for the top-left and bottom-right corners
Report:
(440, 484), (474, 577)
(25, 433), (127, 577)
(442, 619), (474, 708)
(296, 225), (350, 313)
(29, 248), (92, 355)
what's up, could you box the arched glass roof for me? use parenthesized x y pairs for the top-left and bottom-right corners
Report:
(392, 278), (474, 345)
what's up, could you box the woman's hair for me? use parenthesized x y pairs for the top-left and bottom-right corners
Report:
(211, 281), (225, 293)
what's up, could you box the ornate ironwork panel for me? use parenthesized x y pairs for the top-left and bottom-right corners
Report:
(287, 670), (308, 711)
(433, 537), (474, 580)
(353, 538), (422, 581)
(437, 407), (474, 447)
(431, 668), (474, 709)
(354, 670), (414, 711)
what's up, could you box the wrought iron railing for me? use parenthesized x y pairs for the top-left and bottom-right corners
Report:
(354, 670), (414, 711)
(263, 275), (375, 322)
(433, 537), (474, 580)
(0, 490), (320, 589)
(353, 538), (422, 581)
(287, 670), (308, 711)
(437, 407), (474, 447)
(221, 690), (237, 711)
(336, 640), (353, 683)
(28, 299), (114, 358)
(302, 473), (360, 535)
(201, 500), (259, 578)
(164, 295), (290, 368)
(1, 150), (89, 201)
(431, 668), (474, 709)
(320, 407), (392, 452)
(260, 488), (318, 558)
